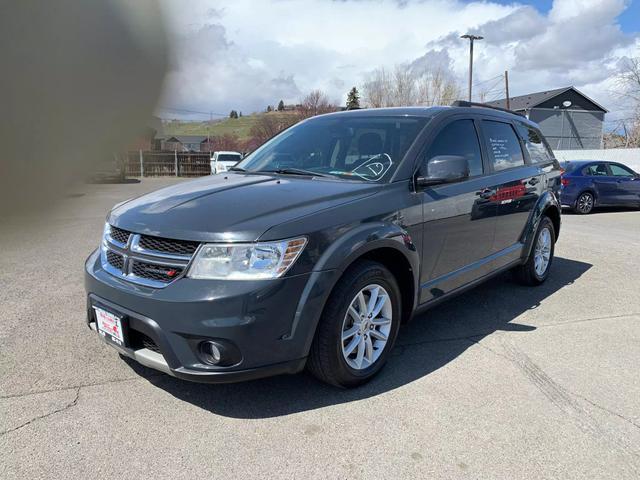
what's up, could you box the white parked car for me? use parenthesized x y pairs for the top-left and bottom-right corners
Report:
(210, 151), (243, 174)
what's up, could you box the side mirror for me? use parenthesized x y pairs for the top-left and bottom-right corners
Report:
(416, 155), (469, 188)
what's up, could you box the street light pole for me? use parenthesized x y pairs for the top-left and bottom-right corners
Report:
(461, 34), (483, 102)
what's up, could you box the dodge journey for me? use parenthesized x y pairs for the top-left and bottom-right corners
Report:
(85, 103), (561, 387)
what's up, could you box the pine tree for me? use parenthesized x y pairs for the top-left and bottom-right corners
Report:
(346, 87), (361, 110)
(266, 105), (273, 112)
(277, 100), (285, 111)
(229, 110), (239, 119)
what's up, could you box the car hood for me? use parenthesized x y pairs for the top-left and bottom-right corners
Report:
(109, 173), (382, 242)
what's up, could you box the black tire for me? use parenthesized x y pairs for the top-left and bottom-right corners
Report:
(307, 260), (402, 388)
(513, 216), (555, 286)
(574, 191), (594, 214)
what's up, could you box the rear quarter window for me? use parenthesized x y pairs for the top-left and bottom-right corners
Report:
(516, 123), (554, 164)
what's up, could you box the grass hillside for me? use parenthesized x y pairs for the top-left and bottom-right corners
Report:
(163, 111), (298, 140)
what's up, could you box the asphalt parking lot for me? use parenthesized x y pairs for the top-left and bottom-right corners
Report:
(1, 177), (639, 479)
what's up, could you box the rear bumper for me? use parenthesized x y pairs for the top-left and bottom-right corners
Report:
(84, 248), (337, 383)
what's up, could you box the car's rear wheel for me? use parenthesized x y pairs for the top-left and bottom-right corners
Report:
(308, 260), (401, 388)
(513, 216), (555, 286)
(575, 192), (594, 214)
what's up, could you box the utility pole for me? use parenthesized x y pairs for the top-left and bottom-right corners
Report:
(461, 34), (483, 101)
(504, 70), (510, 110)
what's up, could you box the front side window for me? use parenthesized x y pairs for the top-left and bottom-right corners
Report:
(516, 123), (553, 164)
(236, 115), (430, 182)
(422, 119), (483, 177)
(609, 164), (635, 177)
(583, 163), (609, 176)
(482, 120), (525, 172)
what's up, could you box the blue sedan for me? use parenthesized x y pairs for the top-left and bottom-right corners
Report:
(560, 160), (640, 214)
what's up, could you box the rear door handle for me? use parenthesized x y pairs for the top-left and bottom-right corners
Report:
(476, 188), (496, 199)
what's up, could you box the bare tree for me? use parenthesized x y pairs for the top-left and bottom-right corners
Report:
(362, 67), (393, 108)
(615, 55), (640, 147)
(363, 63), (460, 108)
(249, 112), (297, 147)
(298, 90), (337, 118)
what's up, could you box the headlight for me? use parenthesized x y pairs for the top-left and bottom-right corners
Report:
(187, 237), (307, 280)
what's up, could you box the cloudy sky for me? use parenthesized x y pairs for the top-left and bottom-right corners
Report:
(157, 0), (640, 126)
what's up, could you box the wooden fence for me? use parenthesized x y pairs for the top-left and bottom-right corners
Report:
(125, 151), (211, 177)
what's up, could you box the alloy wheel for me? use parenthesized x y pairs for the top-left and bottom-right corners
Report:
(577, 193), (593, 214)
(534, 226), (552, 277)
(340, 284), (393, 370)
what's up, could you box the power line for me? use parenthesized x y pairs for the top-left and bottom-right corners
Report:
(158, 106), (229, 117)
(472, 74), (504, 88)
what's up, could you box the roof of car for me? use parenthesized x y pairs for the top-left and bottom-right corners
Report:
(318, 105), (528, 121)
(562, 160), (614, 165)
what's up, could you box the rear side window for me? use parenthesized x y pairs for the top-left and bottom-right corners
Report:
(424, 119), (483, 177)
(609, 164), (635, 176)
(516, 124), (553, 164)
(583, 163), (609, 176)
(482, 121), (525, 171)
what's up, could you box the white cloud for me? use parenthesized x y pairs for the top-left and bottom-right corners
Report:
(157, 0), (638, 121)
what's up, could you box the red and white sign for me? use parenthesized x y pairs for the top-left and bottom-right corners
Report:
(94, 307), (124, 345)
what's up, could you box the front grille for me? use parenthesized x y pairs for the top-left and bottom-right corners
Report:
(131, 260), (184, 283)
(109, 225), (130, 245)
(106, 250), (124, 271)
(102, 226), (197, 288)
(138, 235), (199, 256)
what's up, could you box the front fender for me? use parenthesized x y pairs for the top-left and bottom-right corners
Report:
(521, 190), (561, 260)
(286, 222), (420, 357)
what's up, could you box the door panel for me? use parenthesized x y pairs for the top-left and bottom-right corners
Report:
(478, 120), (541, 251)
(490, 166), (542, 252)
(417, 117), (497, 303)
(607, 163), (640, 204)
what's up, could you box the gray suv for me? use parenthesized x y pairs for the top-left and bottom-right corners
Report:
(85, 104), (561, 387)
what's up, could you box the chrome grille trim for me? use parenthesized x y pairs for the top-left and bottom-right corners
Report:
(130, 235), (194, 261)
(101, 226), (200, 288)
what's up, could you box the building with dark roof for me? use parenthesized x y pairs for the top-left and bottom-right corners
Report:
(162, 135), (212, 152)
(486, 86), (607, 150)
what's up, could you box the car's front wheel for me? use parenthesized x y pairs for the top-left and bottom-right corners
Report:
(308, 260), (401, 388)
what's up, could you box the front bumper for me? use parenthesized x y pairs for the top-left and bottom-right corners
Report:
(84, 249), (337, 383)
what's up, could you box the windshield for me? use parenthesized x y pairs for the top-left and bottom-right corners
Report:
(217, 154), (242, 163)
(236, 115), (430, 182)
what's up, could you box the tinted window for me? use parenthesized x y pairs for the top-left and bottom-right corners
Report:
(217, 154), (242, 163)
(516, 123), (553, 164)
(482, 121), (525, 171)
(238, 116), (429, 182)
(423, 119), (483, 177)
(609, 164), (635, 176)
(583, 163), (609, 176)
(561, 161), (578, 173)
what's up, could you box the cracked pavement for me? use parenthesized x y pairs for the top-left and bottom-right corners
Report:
(1, 178), (639, 479)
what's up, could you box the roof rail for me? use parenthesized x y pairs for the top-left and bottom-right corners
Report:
(450, 100), (525, 116)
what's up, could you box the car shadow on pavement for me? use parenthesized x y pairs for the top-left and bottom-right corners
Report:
(123, 256), (591, 419)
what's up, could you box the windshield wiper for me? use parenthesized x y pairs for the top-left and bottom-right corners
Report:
(264, 168), (336, 178)
(228, 166), (246, 171)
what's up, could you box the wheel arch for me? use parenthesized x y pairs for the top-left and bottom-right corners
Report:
(521, 191), (561, 260)
(291, 224), (420, 357)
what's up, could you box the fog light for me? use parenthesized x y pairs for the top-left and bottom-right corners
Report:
(200, 341), (222, 365)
